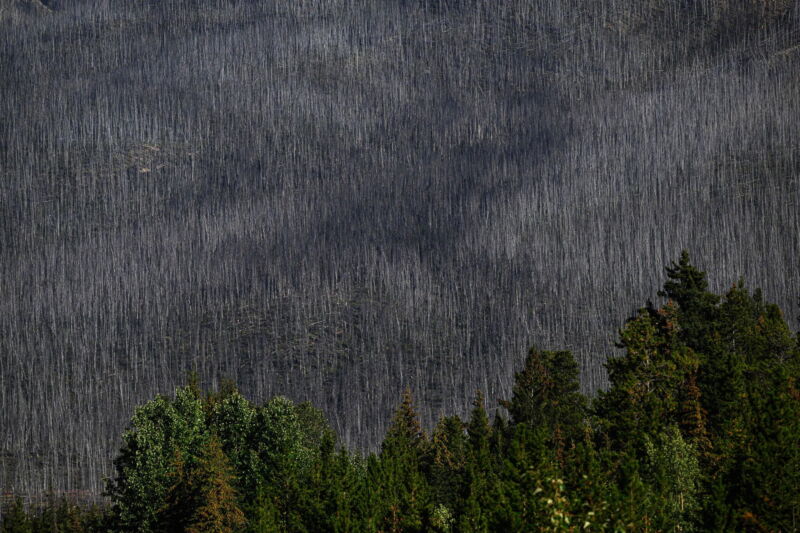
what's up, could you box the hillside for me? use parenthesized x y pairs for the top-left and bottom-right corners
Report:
(1, 0), (799, 497)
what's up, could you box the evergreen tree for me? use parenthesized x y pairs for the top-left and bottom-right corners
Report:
(1, 497), (32, 533)
(308, 436), (367, 532)
(658, 250), (720, 351)
(491, 424), (559, 531)
(698, 282), (800, 529)
(186, 436), (246, 533)
(456, 392), (498, 533)
(595, 303), (698, 451)
(382, 389), (427, 460)
(376, 389), (431, 532)
(466, 392), (491, 462)
(428, 415), (466, 512)
(500, 348), (587, 445)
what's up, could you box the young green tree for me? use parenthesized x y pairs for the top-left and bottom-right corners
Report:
(500, 348), (587, 446)
(595, 302), (699, 452)
(658, 250), (720, 352)
(304, 435), (368, 533)
(186, 436), (246, 533)
(457, 392), (498, 533)
(245, 396), (332, 531)
(428, 415), (466, 513)
(1, 497), (32, 533)
(376, 389), (431, 532)
(643, 425), (701, 531)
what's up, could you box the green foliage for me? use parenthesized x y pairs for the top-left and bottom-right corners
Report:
(429, 415), (467, 510)
(207, 390), (257, 486)
(500, 348), (587, 447)
(107, 386), (208, 532)
(186, 436), (246, 533)
(658, 250), (720, 351)
(643, 425), (701, 531)
(596, 302), (701, 452)
(106, 380), (337, 532)
(1, 498), (32, 533)
(13, 254), (799, 532)
(375, 389), (432, 532)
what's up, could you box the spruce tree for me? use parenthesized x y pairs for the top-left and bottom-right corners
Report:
(500, 348), (586, 444)
(382, 389), (427, 459)
(1, 497), (32, 533)
(658, 250), (720, 351)
(457, 392), (497, 533)
(186, 436), (246, 533)
(466, 392), (491, 461)
(377, 389), (431, 532)
(595, 302), (699, 451)
(428, 415), (466, 512)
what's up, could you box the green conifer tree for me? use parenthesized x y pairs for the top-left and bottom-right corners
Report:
(428, 415), (466, 512)
(1, 497), (32, 533)
(500, 348), (587, 445)
(186, 436), (246, 533)
(595, 301), (702, 453)
(377, 389), (431, 532)
(457, 392), (498, 533)
(658, 250), (720, 351)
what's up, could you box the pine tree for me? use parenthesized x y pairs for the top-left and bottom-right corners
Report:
(310, 437), (367, 532)
(186, 436), (246, 533)
(457, 392), (498, 533)
(595, 302), (699, 452)
(658, 250), (720, 351)
(1, 497), (32, 533)
(376, 389), (431, 532)
(466, 392), (491, 461)
(499, 348), (587, 444)
(492, 424), (560, 531)
(428, 415), (466, 511)
(382, 388), (427, 459)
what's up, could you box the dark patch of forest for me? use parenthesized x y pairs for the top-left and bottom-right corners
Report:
(1, 0), (799, 498)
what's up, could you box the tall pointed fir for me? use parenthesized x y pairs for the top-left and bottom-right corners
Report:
(457, 392), (496, 533)
(594, 301), (698, 452)
(500, 348), (587, 447)
(186, 436), (246, 533)
(157, 436), (245, 533)
(658, 250), (720, 352)
(376, 389), (431, 532)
